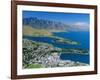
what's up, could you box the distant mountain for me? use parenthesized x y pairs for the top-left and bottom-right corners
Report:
(23, 17), (70, 31)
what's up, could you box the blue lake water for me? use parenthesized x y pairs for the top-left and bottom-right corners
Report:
(53, 31), (90, 49)
(23, 31), (90, 64)
(60, 53), (89, 64)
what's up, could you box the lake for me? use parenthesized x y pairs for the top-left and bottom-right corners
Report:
(23, 31), (90, 64)
(60, 53), (89, 64)
(53, 31), (89, 49)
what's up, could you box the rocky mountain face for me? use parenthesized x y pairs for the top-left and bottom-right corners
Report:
(23, 17), (70, 31)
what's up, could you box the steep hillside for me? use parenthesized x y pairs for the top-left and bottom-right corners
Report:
(23, 17), (69, 31)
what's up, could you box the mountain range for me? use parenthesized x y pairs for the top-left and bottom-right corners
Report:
(23, 17), (89, 32)
(23, 17), (70, 31)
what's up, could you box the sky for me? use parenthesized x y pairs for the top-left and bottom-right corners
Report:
(23, 11), (90, 31)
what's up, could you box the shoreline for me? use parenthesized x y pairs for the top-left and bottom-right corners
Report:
(23, 39), (89, 69)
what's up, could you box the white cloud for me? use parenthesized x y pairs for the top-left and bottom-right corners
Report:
(74, 22), (89, 27)
(70, 22), (89, 31)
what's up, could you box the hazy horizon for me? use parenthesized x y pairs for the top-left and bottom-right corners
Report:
(23, 11), (90, 31)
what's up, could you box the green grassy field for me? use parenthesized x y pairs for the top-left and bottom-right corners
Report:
(27, 64), (43, 68)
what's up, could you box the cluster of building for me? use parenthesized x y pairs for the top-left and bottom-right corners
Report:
(23, 39), (88, 68)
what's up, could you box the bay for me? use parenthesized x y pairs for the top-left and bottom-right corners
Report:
(60, 53), (89, 64)
(23, 31), (90, 64)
